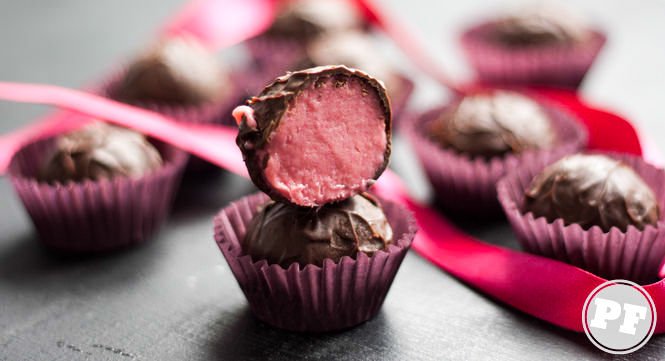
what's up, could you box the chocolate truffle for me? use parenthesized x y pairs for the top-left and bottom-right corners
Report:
(524, 154), (660, 232)
(303, 31), (398, 92)
(40, 123), (163, 183)
(243, 193), (393, 268)
(493, 5), (590, 46)
(429, 91), (555, 158)
(265, 0), (364, 42)
(114, 36), (226, 105)
(232, 65), (391, 207)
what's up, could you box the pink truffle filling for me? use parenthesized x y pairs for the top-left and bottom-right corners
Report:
(262, 76), (388, 206)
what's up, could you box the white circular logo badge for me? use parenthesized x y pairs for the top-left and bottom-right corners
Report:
(582, 280), (656, 354)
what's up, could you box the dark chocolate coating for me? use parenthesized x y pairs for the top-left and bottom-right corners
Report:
(243, 193), (393, 268)
(429, 92), (555, 158)
(493, 6), (589, 46)
(40, 123), (163, 183)
(524, 154), (660, 232)
(303, 31), (399, 93)
(113, 36), (225, 105)
(236, 65), (392, 205)
(264, 0), (363, 42)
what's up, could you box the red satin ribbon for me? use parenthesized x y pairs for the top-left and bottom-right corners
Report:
(353, 0), (665, 333)
(0, 82), (246, 177)
(1, 0), (663, 335)
(380, 93), (665, 334)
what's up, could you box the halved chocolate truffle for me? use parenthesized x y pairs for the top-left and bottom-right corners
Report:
(524, 154), (660, 232)
(40, 122), (163, 183)
(429, 91), (555, 158)
(243, 193), (393, 268)
(233, 65), (392, 207)
(113, 36), (226, 105)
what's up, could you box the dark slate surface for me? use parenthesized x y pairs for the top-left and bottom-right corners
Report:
(1, 1), (664, 360)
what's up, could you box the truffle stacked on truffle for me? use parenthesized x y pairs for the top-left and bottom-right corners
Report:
(233, 65), (394, 263)
(215, 65), (416, 332)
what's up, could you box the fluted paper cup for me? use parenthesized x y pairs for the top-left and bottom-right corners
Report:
(497, 152), (665, 283)
(460, 22), (606, 89)
(9, 137), (188, 253)
(213, 192), (416, 332)
(404, 100), (587, 215)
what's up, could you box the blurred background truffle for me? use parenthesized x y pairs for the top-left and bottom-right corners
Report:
(524, 154), (660, 232)
(40, 122), (163, 183)
(264, 0), (365, 42)
(429, 92), (555, 158)
(112, 36), (227, 105)
(303, 31), (400, 92)
(492, 4), (591, 46)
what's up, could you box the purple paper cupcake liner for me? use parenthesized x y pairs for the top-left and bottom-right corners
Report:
(460, 22), (606, 89)
(497, 152), (665, 283)
(404, 99), (587, 215)
(8, 137), (188, 253)
(213, 192), (416, 332)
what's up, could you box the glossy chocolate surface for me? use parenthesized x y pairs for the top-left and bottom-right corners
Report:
(243, 193), (393, 268)
(40, 123), (163, 183)
(264, 0), (363, 42)
(429, 92), (555, 158)
(493, 5), (589, 46)
(113, 36), (225, 104)
(524, 154), (660, 232)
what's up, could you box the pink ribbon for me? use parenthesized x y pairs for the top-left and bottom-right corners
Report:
(160, 0), (277, 49)
(1, 0), (664, 334)
(0, 82), (245, 177)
